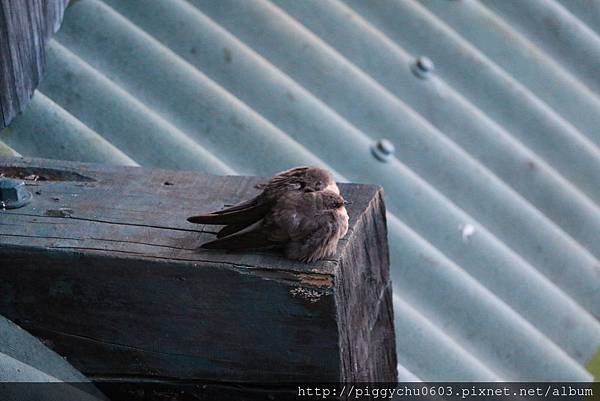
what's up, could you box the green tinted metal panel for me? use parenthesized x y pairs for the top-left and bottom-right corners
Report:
(4, 0), (600, 381)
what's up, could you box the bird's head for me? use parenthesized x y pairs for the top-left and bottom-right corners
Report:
(302, 167), (338, 194)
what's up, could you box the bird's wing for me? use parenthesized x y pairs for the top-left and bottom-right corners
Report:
(210, 169), (311, 231)
(268, 166), (310, 184)
(199, 192), (304, 251)
(200, 217), (287, 250)
(259, 167), (310, 193)
(209, 196), (261, 214)
(188, 168), (310, 226)
(187, 196), (272, 226)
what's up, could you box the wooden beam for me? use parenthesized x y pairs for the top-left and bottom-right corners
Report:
(0, 0), (69, 129)
(0, 157), (396, 395)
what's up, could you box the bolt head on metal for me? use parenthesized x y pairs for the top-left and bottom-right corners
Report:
(371, 139), (395, 162)
(411, 56), (434, 79)
(0, 179), (32, 209)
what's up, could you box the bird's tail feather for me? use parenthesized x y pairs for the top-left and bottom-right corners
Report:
(187, 213), (241, 225)
(200, 230), (278, 251)
(216, 223), (253, 238)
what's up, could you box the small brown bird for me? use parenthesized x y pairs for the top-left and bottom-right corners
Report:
(188, 166), (339, 238)
(187, 167), (349, 262)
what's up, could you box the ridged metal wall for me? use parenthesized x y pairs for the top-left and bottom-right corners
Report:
(2, 0), (599, 381)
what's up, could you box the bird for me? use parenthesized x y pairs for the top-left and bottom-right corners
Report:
(187, 167), (349, 262)
(187, 166), (339, 239)
(192, 189), (348, 263)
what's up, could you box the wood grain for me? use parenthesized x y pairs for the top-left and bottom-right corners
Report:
(0, 157), (396, 393)
(0, 0), (69, 129)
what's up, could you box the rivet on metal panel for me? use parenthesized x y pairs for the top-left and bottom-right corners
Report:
(411, 56), (435, 79)
(0, 179), (33, 209)
(371, 139), (395, 162)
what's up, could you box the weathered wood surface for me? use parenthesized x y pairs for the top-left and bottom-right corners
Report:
(0, 0), (69, 129)
(0, 157), (396, 391)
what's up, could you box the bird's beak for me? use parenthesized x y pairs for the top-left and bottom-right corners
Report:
(343, 200), (351, 205)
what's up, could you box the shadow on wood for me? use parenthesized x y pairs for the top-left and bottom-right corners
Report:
(0, 157), (397, 398)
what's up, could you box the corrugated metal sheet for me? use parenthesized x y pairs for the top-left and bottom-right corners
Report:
(1, 315), (71, 382)
(2, 0), (599, 381)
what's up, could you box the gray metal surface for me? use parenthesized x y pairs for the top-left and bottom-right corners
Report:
(2, 0), (599, 381)
(0, 316), (86, 382)
(0, 316), (106, 400)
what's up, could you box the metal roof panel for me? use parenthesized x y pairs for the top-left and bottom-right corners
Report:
(3, 0), (599, 381)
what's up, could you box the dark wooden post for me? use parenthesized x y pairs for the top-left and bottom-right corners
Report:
(0, 157), (396, 397)
(0, 0), (69, 129)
